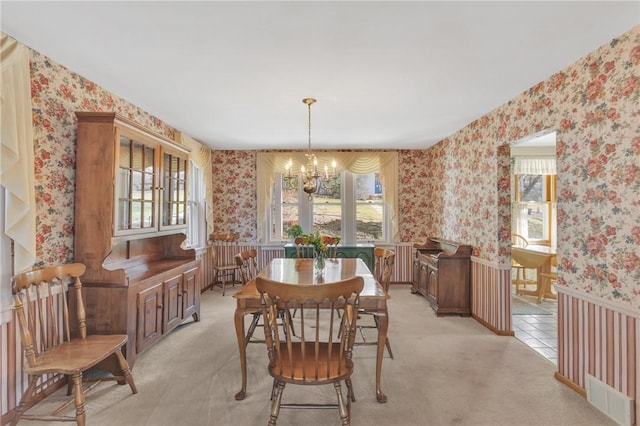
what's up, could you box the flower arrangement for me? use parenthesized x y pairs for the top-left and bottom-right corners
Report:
(301, 231), (341, 256)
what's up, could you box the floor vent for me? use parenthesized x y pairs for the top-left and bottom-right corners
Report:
(586, 374), (635, 426)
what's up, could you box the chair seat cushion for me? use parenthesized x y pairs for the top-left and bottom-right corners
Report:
(270, 342), (353, 384)
(25, 334), (128, 375)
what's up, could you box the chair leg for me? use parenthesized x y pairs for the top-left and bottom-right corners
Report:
(71, 373), (86, 426)
(334, 381), (350, 426)
(346, 377), (356, 402)
(115, 350), (138, 394)
(269, 380), (285, 426)
(12, 376), (38, 426)
(245, 313), (261, 347)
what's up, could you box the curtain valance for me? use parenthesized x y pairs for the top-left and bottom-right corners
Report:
(513, 157), (556, 175)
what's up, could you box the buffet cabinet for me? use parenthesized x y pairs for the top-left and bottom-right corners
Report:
(412, 238), (472, 316)
(74, 112), (200, 365)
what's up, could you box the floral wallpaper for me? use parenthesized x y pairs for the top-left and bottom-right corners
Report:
(210, 150), (257, 240)
(397, 24), (640, 307)
(23, 25), (640, 308)
(29, 50), (178, 267)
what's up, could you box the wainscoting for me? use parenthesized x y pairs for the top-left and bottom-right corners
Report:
(555, 286), (638, 417)
(4, 244), (636, 424)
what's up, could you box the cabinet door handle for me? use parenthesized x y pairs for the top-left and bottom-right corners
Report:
(157, 305), (163, 310)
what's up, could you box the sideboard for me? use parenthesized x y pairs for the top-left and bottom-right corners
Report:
(283, 243), (375, 272)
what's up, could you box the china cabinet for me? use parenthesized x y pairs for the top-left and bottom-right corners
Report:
(74, 112), (200, 365)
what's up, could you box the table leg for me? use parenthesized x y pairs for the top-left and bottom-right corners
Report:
(375, 309), (388, 403)
(234, 307), (247, 400)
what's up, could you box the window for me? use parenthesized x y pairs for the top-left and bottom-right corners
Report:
(186, 161), (207, 248)
(257, 151), (398, 245)
(513, 173), (556, 243)
(270, 171), (385, 243)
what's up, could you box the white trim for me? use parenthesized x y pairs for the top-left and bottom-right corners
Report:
(471, 255), (509, 270)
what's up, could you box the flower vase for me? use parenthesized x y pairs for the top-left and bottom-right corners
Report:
(314, 251), (326, 275)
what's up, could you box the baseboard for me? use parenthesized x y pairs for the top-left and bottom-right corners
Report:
(472, 313), (514, 336)
(554, 371), (587, 397)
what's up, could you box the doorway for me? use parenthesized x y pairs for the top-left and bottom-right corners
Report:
(509, 131), (558, 364)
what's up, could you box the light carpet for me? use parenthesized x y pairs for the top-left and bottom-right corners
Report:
(25, 285), (614, 426)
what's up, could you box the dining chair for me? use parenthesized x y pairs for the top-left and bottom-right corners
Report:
(235, 249), (263, 346)
(511, 233), (535, 290)
(256, 275), (364, 426)
(355, 247), (395, 358)
(294, 237), (314, 258)
(210, 232), (242, 295)
(11, 263), (137, 426)
(325, 238), (339, 260)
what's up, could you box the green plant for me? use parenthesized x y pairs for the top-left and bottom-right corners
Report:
(286, 224), (304, 239)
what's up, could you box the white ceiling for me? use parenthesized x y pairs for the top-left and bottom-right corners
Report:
(2, 1), (638, 150)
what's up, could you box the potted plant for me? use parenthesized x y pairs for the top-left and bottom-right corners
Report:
(286, 224), (304, 240)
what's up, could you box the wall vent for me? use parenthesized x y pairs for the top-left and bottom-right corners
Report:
(586, 374), (635, 426)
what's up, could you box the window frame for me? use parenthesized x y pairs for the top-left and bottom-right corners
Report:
(185, 160), (207, 249)
(513, 173), (556, 245)
(268, 170), (388, 244)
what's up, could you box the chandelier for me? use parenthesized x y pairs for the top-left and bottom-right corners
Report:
(284, 98), (337, 199)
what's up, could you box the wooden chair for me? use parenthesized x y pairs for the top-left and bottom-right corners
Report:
(356, 247), (395, 358)
(11, 263), (137, 426)
(210, 232), (242, 295)
(294, 237), (314, 258)
(235, 249), (263, 346)
(324, 238), (339, 260)
(256, 275), (364, 426)
(235, 248), (258, 286)
(511, 233), (535, 290)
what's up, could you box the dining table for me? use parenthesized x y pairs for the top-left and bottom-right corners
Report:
(233, 257), (390, 403)
(511, 244), (557, 303)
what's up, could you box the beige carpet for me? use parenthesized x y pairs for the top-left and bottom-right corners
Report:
(26, 285), (615, 426)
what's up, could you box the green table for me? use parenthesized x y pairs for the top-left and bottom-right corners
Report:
(283, 243), (375, 272)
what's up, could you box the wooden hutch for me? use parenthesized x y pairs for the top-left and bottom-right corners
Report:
(412, 237), (472, 316)
(74, 112), (200, 365)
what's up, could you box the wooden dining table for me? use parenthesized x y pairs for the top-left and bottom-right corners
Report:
(233, 257), (390, 403)
(512, 244), (557, 303)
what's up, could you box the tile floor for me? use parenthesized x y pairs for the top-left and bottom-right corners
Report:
(511, 297), (558, 365)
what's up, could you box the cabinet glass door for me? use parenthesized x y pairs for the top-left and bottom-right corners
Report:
(118, 136), (156, 232)
(161, 152), (187, 228)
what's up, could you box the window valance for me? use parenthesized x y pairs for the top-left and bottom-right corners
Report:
(513, 157), (556, 175)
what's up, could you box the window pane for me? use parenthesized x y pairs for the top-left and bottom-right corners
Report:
(282, 206), (299, 236)
(282, 176), (298, 203)
(313, 177), (341, 235)
(517, 175), (544, 202)
(313, 197), (341, 235)
(355, 172), (383, 240)
(524, 201), (550, 240)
